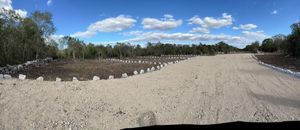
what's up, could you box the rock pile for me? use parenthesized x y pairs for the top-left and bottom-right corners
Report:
(0, 57), (53, 74)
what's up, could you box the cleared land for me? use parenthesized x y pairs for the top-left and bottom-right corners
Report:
(1, 54), (300, 129)
(256, 54), (300, 72)
(11, 57), (184, 81)
(11, 59), (154, 81)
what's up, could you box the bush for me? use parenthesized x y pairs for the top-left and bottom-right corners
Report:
(244, 41), (260, 53)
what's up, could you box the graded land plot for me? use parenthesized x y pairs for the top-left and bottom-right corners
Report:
(12, 59), (154, 81)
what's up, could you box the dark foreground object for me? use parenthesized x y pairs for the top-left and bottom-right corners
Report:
(124, 121), (300, 129)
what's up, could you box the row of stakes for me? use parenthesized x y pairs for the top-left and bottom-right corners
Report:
(137, 55), (197, 59)
(252, 55), (300, 78)
(0, 59), (184, 82)
(106, 58), (182, 65)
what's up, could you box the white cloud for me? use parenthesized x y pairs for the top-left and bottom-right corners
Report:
(241, 30), (269, 42)
(47, 0), (52, 6)
(188, 15), (204, 25)
(117, 30), (269, 47)
(14, 9), (27, 18)
(256, 30), (264, 33)
(124, 30), (144, 36)
(0, 0), (27, 18)
(46, 34), (64, 43)
(190, 27), (210, 33)
(142, 14), (182, 30)
(72, 15), (136, 38)
(232, 26), (239, 30)
(121, 32), (243, 44)
(233, 24), (258, 30)
(88, 15), (136, 32)
(0, 0), (12, 10)
(50, 34), (64, 40)
(71, 31), (96, 38)
(188, 13), (233, 29)
(271, 10), (278, 15)
(163, 14), (173, 19)
(240, 24), (257, 30)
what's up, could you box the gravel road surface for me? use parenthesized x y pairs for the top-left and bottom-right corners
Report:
(1, 54), (300, 129)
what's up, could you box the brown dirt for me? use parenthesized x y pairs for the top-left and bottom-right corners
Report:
(256, 54), (300, 72)
(12, 59), (154, 81)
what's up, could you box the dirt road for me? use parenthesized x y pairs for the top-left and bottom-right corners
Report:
(1, 54), (300, 129)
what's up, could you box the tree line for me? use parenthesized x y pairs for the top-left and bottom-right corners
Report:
(56, 37), (240, 59)
(243, 21), (300, 56)
(0, 9), (56, 66)
(1, 10), (299, 66)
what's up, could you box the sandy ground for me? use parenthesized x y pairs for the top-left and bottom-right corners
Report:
(1, 54), (300, 129)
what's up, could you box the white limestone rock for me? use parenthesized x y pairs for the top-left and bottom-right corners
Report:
(56, 77), (62, 82)
(18, 74), (26, 80)
(108, 75), (114, 79)
(36, 76), (44, 81)
(133, 71), (139, 75)
(151, 67), (155, 71)
(140, 69), (145, 74)
(4, 74), (11, 79)
(73, 77), (79, 81)
(0, 74), (3, 80)
(17, 64), (23, 71)
(93, 76), (100, 80)
(122, 73), (128, 78)
(295, 72), (300, 78)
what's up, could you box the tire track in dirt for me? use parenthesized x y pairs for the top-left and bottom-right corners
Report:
(245, 87), (279, 121)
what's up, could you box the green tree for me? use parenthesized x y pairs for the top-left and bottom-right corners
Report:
(260, 38), (277, 52)
(288, 21), (300, 56)
(46, 39), (59, 58)
(30, 11), (55, 59)
(244, 41), (260, 53)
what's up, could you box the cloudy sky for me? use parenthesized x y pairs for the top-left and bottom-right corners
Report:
(1, 0), (300, 48)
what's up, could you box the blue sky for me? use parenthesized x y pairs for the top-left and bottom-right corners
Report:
(2, 0), (300, 48)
